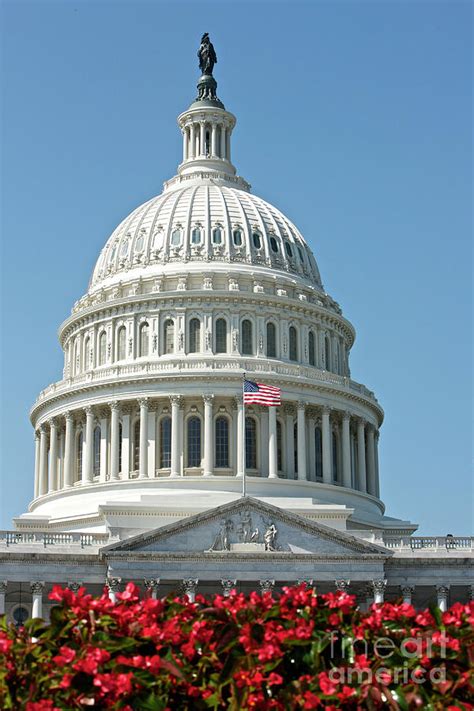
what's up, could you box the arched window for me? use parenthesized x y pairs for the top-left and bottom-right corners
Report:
(83, 337), (90, 371)
(277, 420), (283, 472)
(212, 227), (222, 244)
(215, 318), (227, 354)
(270, 236), (279, 253)
(325, 335), (331, 371)
(73, 340), (80, 375)
(187, 416), (201, 467)
(189, 318), (201, 353)
(93, 426), (101, 477)
(164, 319), (174, 354)
(191, 227), (202, 244)
(252, 232), (261, 249)
(98, 332), (107, 366)
(245, 417), (257, 469)
(289, 326), (298, 361)
(308, 331), (316, 366)
(232, 229), (242, 246)
(241, 319), (253, 355)
(332, 431), (339, 483)
(76, 431), (83, 482)
(315, 427), (322, 480)
(285, 242), (293, 258)
(160, 417), (171, 468)
(120, 239), (129, 257)
(133, 420), (140, 473)
(266, 322), (277, 358)
(135, 234), (145, 252)
(215, 416), (229, 468)
(171, 228), (182, 246)
(139, 322), (149, 357)
(117, 326), (126, 361)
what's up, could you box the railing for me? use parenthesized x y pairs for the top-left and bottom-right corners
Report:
(0, 531), (109, 549)
(32, 358), (378, 408)
(383, 536), (474, 552)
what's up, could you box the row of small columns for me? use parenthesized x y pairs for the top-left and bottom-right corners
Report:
(2, 580), (465, 618)
(182, 121), (231, 161)
(34, 399), (379, 497)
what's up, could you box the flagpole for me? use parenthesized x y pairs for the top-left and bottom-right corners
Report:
(242, 372), (246, 497)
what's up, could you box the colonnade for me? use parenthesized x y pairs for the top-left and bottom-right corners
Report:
(33, 397), (380, 500)
(182, 119), (231, 162)
(2, 580), (467, 621)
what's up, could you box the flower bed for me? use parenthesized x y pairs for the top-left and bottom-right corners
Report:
(0, 584), (472, 709)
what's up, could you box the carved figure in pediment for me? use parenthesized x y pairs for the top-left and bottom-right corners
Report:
(205, 518), (233, 552)
(264, 522), (278, 551)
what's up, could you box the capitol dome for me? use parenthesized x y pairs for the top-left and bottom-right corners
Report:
(23, 48), (391, 539)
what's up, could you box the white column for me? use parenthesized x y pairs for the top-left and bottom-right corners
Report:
(268, 406), (278, 479)
(200, 122), (205, 156)
(371, 579), (386, 604)
(401, 585), (414, 605)
(211, 124), (217, 156)
(34, 431), (40, 498)
(39, 424), (48, 496)
(297, 402), (307, 481)
(342, 412), (352, 489)
(48, 419), (58, 492)
(436, 585), (449, 612)
(220, 125), (226, 159)
(106, 577), (121, 603)
(203, 394), (214, 476)
(182, 579), (198, 602)
(64, 411), (74, 488)
(99, 411), (108, 483)
(284, 406), (295, 479)
(221, 579), (237, 597)
(83, 406), (94, 484)
(147, 407), (156, 479)
(31, 581), (45, 619)
(189, 124), (196, 159)
(357, 419), (367, 493)
(170, 395), (181, 477)
(120, 409), (130, 480)
(0, 581), (7, 615)
(260, 407), (269, 477)
(236, 396), (244, 477)
(307, 414), (316, 482)
(109, 401), (120, 480)
(144, 579), (160, 599)
(321, 407), (332, 485)
(374, 430), (380, 497)
(226, 129), (231, 162)
(138, 398), (149, 479)
(366, 425), (376, 496)
(183, 127), (188, 161)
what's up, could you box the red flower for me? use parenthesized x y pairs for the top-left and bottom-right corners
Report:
(0, 635), (12, 654)
(318, 671), (338, 695)
(26, 703), (60, 711)
(303, 691), (321, 709)
(52, 645), (76, 665)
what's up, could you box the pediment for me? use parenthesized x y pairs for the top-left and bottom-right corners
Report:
(102, 498), (390, 559)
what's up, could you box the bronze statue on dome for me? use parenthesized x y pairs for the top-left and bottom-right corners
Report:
(198, 33), (217, 76)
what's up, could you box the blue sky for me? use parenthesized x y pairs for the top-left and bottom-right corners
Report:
(0, 0), (472, 533)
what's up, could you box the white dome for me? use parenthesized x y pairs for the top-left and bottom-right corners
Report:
(89, 182), (323, 293)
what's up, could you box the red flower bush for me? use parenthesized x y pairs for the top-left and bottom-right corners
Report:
(0, 583), (472, 709)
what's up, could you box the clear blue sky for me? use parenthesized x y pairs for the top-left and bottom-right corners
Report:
(0, 0), (472, 534)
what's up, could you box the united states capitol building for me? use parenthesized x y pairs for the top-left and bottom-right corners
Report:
(1, 36), (472, 625)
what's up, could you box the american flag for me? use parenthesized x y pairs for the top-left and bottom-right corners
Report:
(243, 379), (281, 406)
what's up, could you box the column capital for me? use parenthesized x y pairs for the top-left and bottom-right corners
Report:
(30, 581), (45, 595)
(401, 585), (414, 596)
(0, 581), (7, 594)
(47, 418), (58, 429)
(297, 401), (307, 411)
(296, 579), (314, 587)
(182, 578), (198, 595)
(34, 430), (40, 441)
(67, 581), (83, 593)
(306, 406), (318, 420)
(357, 417), (367, 428)
(342, 410), (351, 422)
(203, 394), (214, 405)
(283, 403), (295, 416)
(64, 410), (74, 423)
(108, 401), (120, 413)
(375, 430), (380, 441)
(321, 405), (331, 416)
(335, 579), (350, 592)
(221, 579), (237, 597)
(39, 423), (47, 434)
(84, 405), (94, 417)
(169, 394), (183, 407)
(232, 395), (243, 409)
(371, 579), (387, 594)
(436, 584), (450, 595)
(137, 397), (149, 408)
(144, 578), (160, 592)
(259, 579), (275, 594)
(106, 577), (122, 593)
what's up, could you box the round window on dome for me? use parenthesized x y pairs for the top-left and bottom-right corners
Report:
(120, 239), (129, 257)
(171, 228), (182, 246)
(135, 234), (145, 252)
(252, 232), (262, 249)
(270, 236), (279, 253)
(212, 227), (222, 244)
(191, 227), (202, 245)
(233, 229), (242, 247)
(284, 242), (293, 258)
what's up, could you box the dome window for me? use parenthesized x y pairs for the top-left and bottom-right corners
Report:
(152, 230), (163, 249)
(120, 239), (129, 257)
(270, 236), (279, 253)
(109, 245), (117, 263)
(191, 227), (202, 244)
(297, 245), (304, 262)
(252, 232), (262, 249)
(284, 242), (293, 258)
(135, 234), (145, 252)
(232, 229), (242, 246)
(171, 228), (182, 246)
(212, 227), (222, 244)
